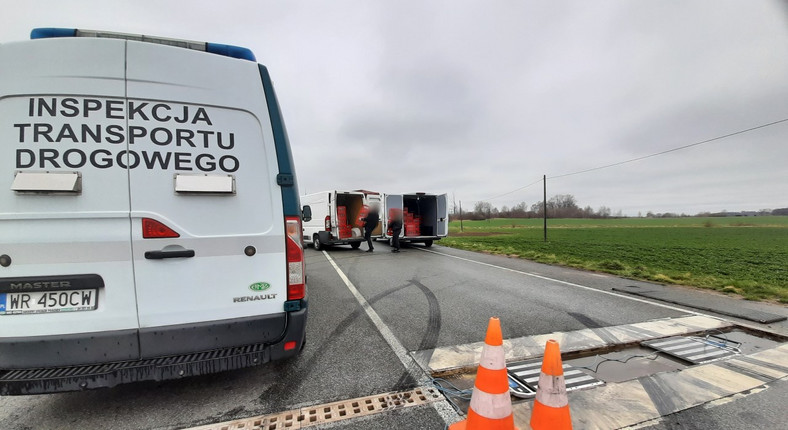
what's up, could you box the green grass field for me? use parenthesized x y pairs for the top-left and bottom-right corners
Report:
(442, 217), (788, 303)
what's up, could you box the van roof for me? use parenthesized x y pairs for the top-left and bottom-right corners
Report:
(353, 189), (380, 195)
(29, 27), (256, 62)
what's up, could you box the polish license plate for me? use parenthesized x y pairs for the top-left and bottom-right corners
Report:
(0, 289), (97, 315)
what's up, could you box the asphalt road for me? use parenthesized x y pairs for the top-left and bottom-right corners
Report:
(639, 377), (788, 430)
(1, 242), (785, 429)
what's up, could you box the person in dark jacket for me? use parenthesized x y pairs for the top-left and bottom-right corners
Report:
(362, 204), (380, 252)
(388, 212), (402, 253)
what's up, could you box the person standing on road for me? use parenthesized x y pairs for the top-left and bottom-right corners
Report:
(389, 211), (402, 253)
(362, 204), (380, 252)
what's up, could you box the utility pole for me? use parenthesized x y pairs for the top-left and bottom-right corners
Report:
(543, 175), (547, 242)
(459, 201), (464, 232)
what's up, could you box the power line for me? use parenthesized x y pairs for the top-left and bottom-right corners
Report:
(548, 117), (788, 179)
(467, 117), (788, 204)
(478, 178), (543, 202)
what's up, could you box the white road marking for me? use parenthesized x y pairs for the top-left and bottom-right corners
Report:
(321, 250), (459, 425)
(322, 251), (413, 369)
(417, 247), (714, 318)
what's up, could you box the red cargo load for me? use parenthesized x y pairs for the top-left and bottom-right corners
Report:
(356, 205), (370, 228)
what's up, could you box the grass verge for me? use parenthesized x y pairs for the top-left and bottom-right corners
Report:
(443, 217), (788, 303)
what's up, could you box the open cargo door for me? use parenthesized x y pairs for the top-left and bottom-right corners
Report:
(437, 193), (449, 236)
(334, 191), (366, 239)
(364, 192), (383, 236)
(384, 193), (404, 235)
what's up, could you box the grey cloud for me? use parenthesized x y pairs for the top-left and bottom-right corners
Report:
(2, 1), (786, 214)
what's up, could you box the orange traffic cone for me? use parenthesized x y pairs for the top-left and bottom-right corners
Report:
(450, 317), (519, 430)
(530, 339), (572, 429)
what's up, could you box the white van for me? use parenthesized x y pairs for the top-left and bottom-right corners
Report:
(301, 190), (382, 250)
(383, 193), (448, 247)
(0, 28), (310, 395)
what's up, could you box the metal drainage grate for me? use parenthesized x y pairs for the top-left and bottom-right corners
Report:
(507, 359), (604, 394)
(187, 386), (442, 430)
(641, 335), (740, 365)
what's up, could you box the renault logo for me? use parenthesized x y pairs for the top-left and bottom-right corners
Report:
(249, 282), (271, 292)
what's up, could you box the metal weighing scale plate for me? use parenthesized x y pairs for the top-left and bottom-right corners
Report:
(641, 336), (739, 365)
(507, 359), (604, 395)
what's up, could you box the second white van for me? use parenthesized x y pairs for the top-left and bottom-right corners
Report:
(383, 192), (449, 247)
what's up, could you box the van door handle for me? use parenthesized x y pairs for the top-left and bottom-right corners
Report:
(144, 249), (195, 259)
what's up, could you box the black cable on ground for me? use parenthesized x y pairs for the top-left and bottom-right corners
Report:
(431, 377), (473, 415)
(574, 352), (660, 373)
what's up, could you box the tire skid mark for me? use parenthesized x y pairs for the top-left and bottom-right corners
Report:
(567, 312), (619, 345)
(257, 282), (413, 404)
(322, 251), (457, 425)
(393, 278), (442, 391)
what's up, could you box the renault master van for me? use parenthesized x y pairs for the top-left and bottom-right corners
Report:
(0, 28), (309, 395)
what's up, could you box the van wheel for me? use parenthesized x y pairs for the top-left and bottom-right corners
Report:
(313, 234), (323, 251)
(350, 242), (361, 249)
(424, 240), (433, 248)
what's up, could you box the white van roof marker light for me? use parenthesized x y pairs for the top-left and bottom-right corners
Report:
(30, 28), (76, 39)
(205, 43), (256, 61)
(30, 27), (256, 61)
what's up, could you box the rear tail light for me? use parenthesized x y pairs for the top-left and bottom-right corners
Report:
(142, 218), (180, 238)
(324, 215), (331, 231)
(285, 216), (305, 300)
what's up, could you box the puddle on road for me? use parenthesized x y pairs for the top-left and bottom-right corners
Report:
(435, 329), (782, 413)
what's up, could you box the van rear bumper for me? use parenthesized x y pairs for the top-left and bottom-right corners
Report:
(317, 230), (365, 246)
(401, 236), (443, 242)
(0, 329), (141, 369)
(0, 307), (307, 395)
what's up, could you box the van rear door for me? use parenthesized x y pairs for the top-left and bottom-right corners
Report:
(384, 194), (404, 238)
(0, 38), (140, 367)
(364, 193), (383, 236)
(436, 193), (449, 237)
(124, 42), (287, 357)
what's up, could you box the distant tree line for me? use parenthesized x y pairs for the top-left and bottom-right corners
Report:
(451, 195), (788, 220)
(697, 208), (787, 217)
(454, 194), (621, 220)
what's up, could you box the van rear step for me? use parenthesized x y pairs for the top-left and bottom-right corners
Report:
(0, 343), (269, 395)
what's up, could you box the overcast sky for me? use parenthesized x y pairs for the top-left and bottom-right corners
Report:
(3, 1), (787, 215)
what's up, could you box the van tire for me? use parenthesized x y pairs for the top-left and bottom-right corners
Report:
(350, 242), (361, 249)
(313, 234), (323, 250)
(424, 240), (433, 248)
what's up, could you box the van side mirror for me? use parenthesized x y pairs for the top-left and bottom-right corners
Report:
(302, 205), (312, 222)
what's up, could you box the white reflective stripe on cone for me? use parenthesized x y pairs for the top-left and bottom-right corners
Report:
(534, 373), (569, 408)
(469, 388), (513, 420)
(479, 344), (506, 370)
